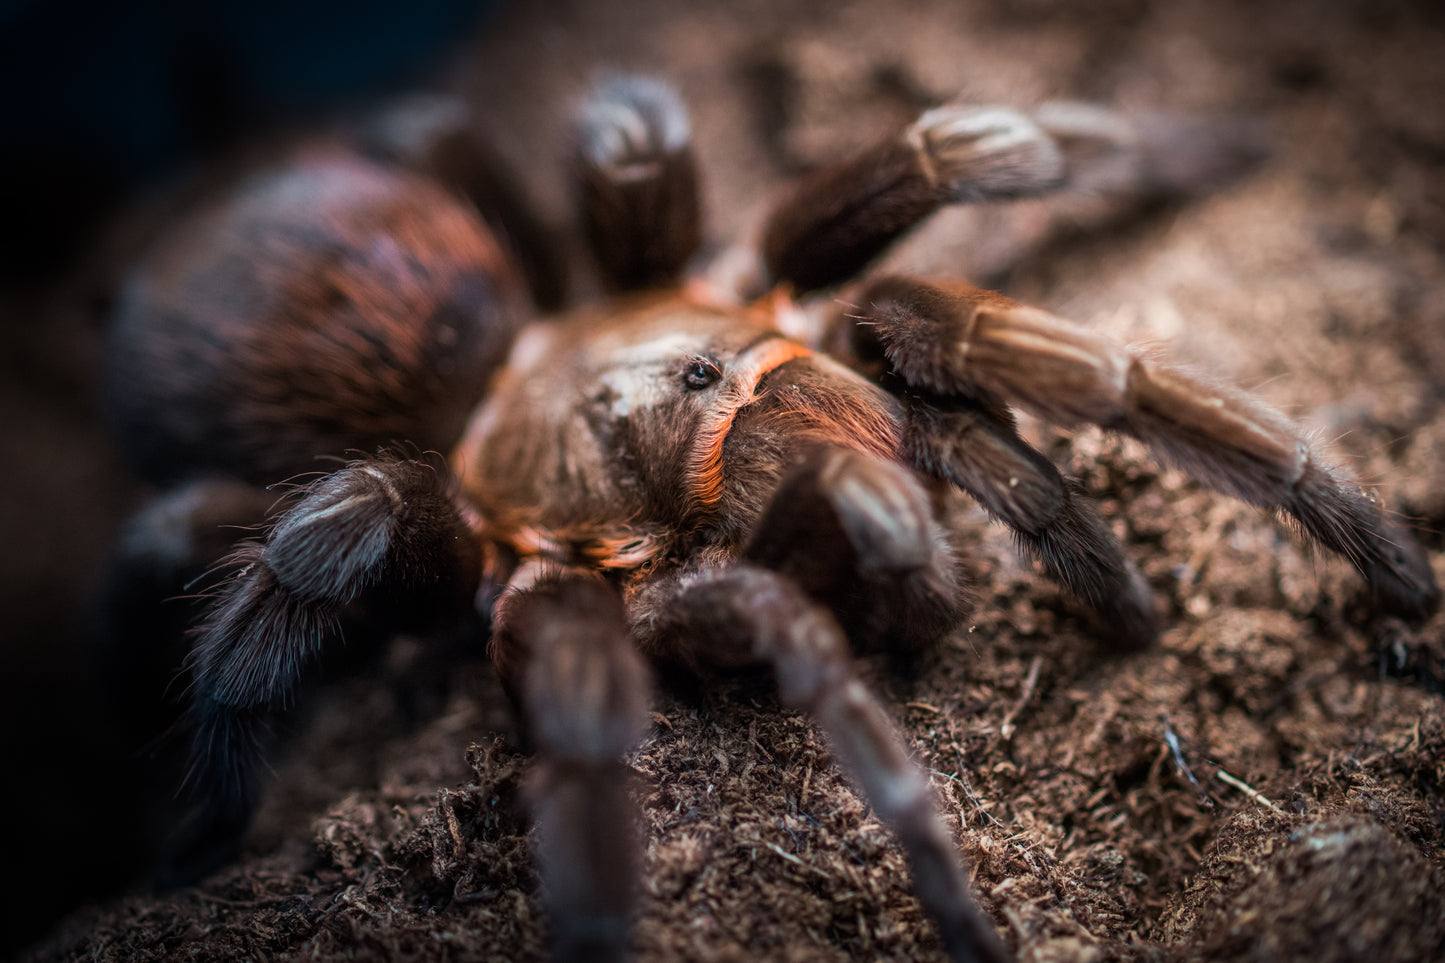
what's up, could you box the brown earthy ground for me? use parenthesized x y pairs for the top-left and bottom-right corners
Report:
(8, 0), (1445, 960)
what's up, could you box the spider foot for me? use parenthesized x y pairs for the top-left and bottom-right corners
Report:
(1285, 461), (1440, 623)
(1034, 101), (1269, 198)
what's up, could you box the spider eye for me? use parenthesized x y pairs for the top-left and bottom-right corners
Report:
(682, 357), (722, 391)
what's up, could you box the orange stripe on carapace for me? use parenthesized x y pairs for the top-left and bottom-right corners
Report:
(685, 337), (814, 511)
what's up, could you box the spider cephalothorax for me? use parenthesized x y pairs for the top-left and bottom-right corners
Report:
(103, 75), (1438, 963)
(455, 296), (905, 566)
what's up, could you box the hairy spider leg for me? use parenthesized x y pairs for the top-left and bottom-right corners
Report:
(637, 562), (1008, 963)
(574, 74), (703, 292)
(729, 95), (1267, 645)
(902, 394), (1159, 649)
(181, 455), (481, 877)
(491, 573), (652, 963)
(631, 448), (1010, 963)
(760, 99), (1266, 296)
(741, 446), (967, 653)
(859, 275), (1440, 622)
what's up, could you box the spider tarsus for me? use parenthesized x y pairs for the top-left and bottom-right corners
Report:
(186, 694), (268, 814)
(1283, 461), (1441, 623)
(574, 75), (702, 290)
(1033, 101), (1270, 198)
(813, 680), (1010, 963)
(1125, 372), (1438, 622)
(156, 724), (256, 889)
(156, 688), (273, 887)
(899, 824), (1012, 962)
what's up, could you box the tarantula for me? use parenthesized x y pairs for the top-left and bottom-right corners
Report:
(103, 75), (1439, 962)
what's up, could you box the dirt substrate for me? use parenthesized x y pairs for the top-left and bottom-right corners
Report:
(12, 0), (1445, 961)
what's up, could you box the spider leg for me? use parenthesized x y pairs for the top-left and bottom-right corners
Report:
(741, 446), (968, 653)
(857, 274), (1441, 622)
(760, 101), (1265, 295)
(178, 455), (480, 879)
(635, 561), (1009, 963)
(904, 394), (1159, 648)
(573, 75), (702, 291)
(817, 312), (1155, 646)
(491, 572), (652, 963)
(631, 448), (1005, 960)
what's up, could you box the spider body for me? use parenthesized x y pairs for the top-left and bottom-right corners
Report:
(455, 294), (902, 575)
(103, 76), (1439, 963)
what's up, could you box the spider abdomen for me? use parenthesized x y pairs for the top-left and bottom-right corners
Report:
(105, 152), (530, 486)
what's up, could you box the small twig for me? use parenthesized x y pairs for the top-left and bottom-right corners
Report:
(999, 655), (1043, 741)
(950, 750), (1005, 828)
(1161, 716), (1215, 811)
(1214, 768), (1283, 813)
(763, 841), (833, 879)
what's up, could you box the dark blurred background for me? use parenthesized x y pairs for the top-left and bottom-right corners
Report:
(0, 1), (500, 952)
(0, 0), (500, 283)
